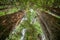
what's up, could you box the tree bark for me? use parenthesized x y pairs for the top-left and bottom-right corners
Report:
(0, 10), (25, 40)
(38, 10), (60, 40)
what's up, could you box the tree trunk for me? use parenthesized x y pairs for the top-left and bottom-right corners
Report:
(38, 9), (60, 40)
(0, 10), (25, 40)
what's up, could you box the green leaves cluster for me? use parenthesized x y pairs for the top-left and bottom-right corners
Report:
(19, 9), (42, 40)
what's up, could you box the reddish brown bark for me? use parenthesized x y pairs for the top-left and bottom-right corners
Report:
(0, 10), (25, 40)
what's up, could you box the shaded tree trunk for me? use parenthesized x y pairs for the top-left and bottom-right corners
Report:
(38, 8), (60, 40)
(0, 10), (25, 40)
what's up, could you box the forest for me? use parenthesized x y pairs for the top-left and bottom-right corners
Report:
(0, 0), (60, 40)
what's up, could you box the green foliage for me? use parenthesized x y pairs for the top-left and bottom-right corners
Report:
(20, 9), (42, 40)
(0, 0), (60, 9)
(0, 6), (21, 16)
